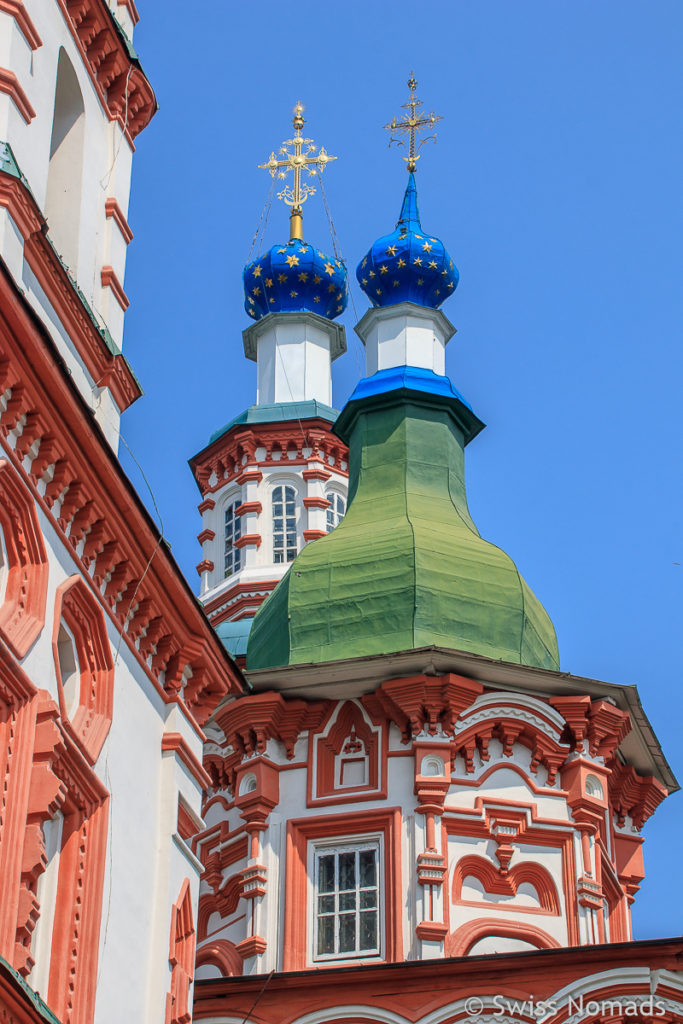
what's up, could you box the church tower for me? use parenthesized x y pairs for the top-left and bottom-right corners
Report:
(193, 79), (681, 1021)
(189, 104), (350, 660)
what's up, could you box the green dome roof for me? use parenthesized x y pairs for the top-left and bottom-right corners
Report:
(247, 377), (559, 673)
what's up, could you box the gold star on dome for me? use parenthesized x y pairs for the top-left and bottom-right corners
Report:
(252, 265), (263, 277)
(278, 273), (287, 283)
(376, 288), (382, 296)
(393, 280), (400, 287)
(270, 297), (275, 303)
(428, 260), (437, 269)
(397, 258), (406, 268)
(324, 262), (335, 276)
(298, 272), (309, 282)
(448, 281), (454, 289)
(253, 287), (261, 296)
(299, 246), (308, 253)
(417, 278), (424, 285)
(435, 288), (440, 295)
(258, 102), (337, 242)
(413, 257), (423, 266)
(277, 248), (287, 254)
(290, 289), (298, 297)
(313, 274), (322, 284)
(441, 269), (447, 276)
(362, 256), (368, 268)
(327, 283), (335, 292)
(313, 295), (320, 303)
(369, 270), (376, 278)
(384, 74), (442, 173)
(318, 251), (325, 258)
(422, 242), (433, 253)
(265, 277), (273, 287)
(286, 253), (300, 267)
(414, 234), (422, 240)
(386, 245), (397, 256)
(362, 277), (368, 285)
(380, 265), (388, 274)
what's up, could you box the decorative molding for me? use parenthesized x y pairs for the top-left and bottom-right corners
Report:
(0, 1), (42, 49)
(303, 528), (325, 542)
(446, 916), (561, 957)
(233, 533), (261, 549)
(101, 265), (129, 311)
(52, 575), (114, 766)
(162, 733), (212, 790)
(0, 268), (244, 726)
(56, 0), (155, 143)
(165, 879), (195, 1024)
(195, 938), (242, 977)
(452, 854), (561, 914)
(117, 0), (140, 27)
(0, 68), (35, 123)
(104, 198), (133, 245)
(0, 169), (141, 412)
(303, 496), (330, 510)
(235, 501), (261, 517)
(0, 459), (48, 658)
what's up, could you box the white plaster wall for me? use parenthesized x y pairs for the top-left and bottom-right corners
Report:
(255, 322), (333, 405)
(356, 305), (453, 377)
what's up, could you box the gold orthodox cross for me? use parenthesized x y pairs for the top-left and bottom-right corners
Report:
(384, 74), (442, 172)
(259, 102), (337, 241)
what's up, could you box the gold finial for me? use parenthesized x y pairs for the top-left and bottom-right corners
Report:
(258, 102), (337, 242)
(384, 74), (442, 172)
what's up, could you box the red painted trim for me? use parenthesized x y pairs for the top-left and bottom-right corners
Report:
(303, 496), (331, 510)
(197, 529), (215, 545)
(303, 529), (326, 541)
(233, 533), (261, 549)
(177, 801), (198, 843)
(166, 879), (195, 1024)
(0, 0), (42, 48)
(446, 916), (561, 956)
(52, 575), (114, 766)
(0, 68), (35, 122)
(198, 498), (216, 514)
(0, 459), (48, 658)
(196, 939), (242, 977)
(452, 854), (560, 915)
(308, 700), (388, 806)
(302, 468), (332, 482)
(55, 0), (155, 144)
(196, 559), (214, 575)
(105, 197), (133, 244)
(117, 0), (140, 26)
(202, 579), (281, 618)
(235, 501), (262, 516)
(236, 469), (262, 485)
(284, 808), (403, 971)
(101, 265), (130, 311)
(162, 733), (212, 789)
(0, 172), (141, 411)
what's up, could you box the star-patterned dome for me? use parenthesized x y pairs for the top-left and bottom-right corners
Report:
(356, 173), (458, 310)
(243, 240), (348, 321)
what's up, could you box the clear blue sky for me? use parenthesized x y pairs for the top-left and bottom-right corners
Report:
(121, 1), (683, 938)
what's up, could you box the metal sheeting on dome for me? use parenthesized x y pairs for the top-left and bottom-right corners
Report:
(244, 240), (348, 321)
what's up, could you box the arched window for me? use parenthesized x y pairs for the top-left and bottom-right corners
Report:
(224, 500), (242, 578)
(326, 492), (346, 532)
(45, 49), (85, 272)
(272, 485), (297, 563)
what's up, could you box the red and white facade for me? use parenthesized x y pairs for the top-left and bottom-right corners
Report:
(192, 648), (675, 994)
(0, 5), (244, 1024)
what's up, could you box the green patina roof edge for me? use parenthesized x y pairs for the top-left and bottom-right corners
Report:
(208, 401), (340, 445)
(0, 954), (62, 1024)
(0, 142), (143, 393)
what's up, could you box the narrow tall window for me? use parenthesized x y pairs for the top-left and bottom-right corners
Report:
(272, 485), (297, 563)
(326, 493), (346, 532)
(314, 843), (380, 960)
(45, 49), (85, 273)
(224, 501), (242, 577)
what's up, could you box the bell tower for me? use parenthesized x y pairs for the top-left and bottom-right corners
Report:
(189, 104), (350, 660)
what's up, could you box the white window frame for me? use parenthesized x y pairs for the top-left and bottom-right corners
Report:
(326, 490), (346, 533)
(223, 495), (243, 578)
(271, 483), (298, 564)
(309, 835), (383, 963)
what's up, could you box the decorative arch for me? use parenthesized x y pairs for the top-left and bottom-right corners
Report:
(195, 938), (242, 978)
(0, 459), (48, 658)
(310, 700), (384, 804)
(452, 854), (560, 915)
(165, 879), (195, 1024)
(52, 575), (114, 765)
(446, 917), (560, 957)
(45, 48), (85, 272)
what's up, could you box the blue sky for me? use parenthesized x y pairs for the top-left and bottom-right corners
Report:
(121, 1), (683, 938)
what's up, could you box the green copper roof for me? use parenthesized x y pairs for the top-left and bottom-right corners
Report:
(247, 382), (559, 672)
(0, 954), (62, 1024)
(209, 401), (339, 445)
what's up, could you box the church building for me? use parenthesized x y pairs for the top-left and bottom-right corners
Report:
(0, 5), (680, 1024)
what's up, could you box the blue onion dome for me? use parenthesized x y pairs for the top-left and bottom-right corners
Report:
(356, 173), (458, 309)
(244, 239), (348, 321)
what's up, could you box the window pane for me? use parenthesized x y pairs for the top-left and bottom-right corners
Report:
(318, 894), (334, 915)
(359, 910), (377, 950)
(339, 852), (356, 891)
(339, 891), (356, 912)
(317, 915), (334, 956)
(339, 913), (356, 952)
(318, 854), (335, 894)
(360, 889), (376, 909)
(359, 849), (376, 887)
